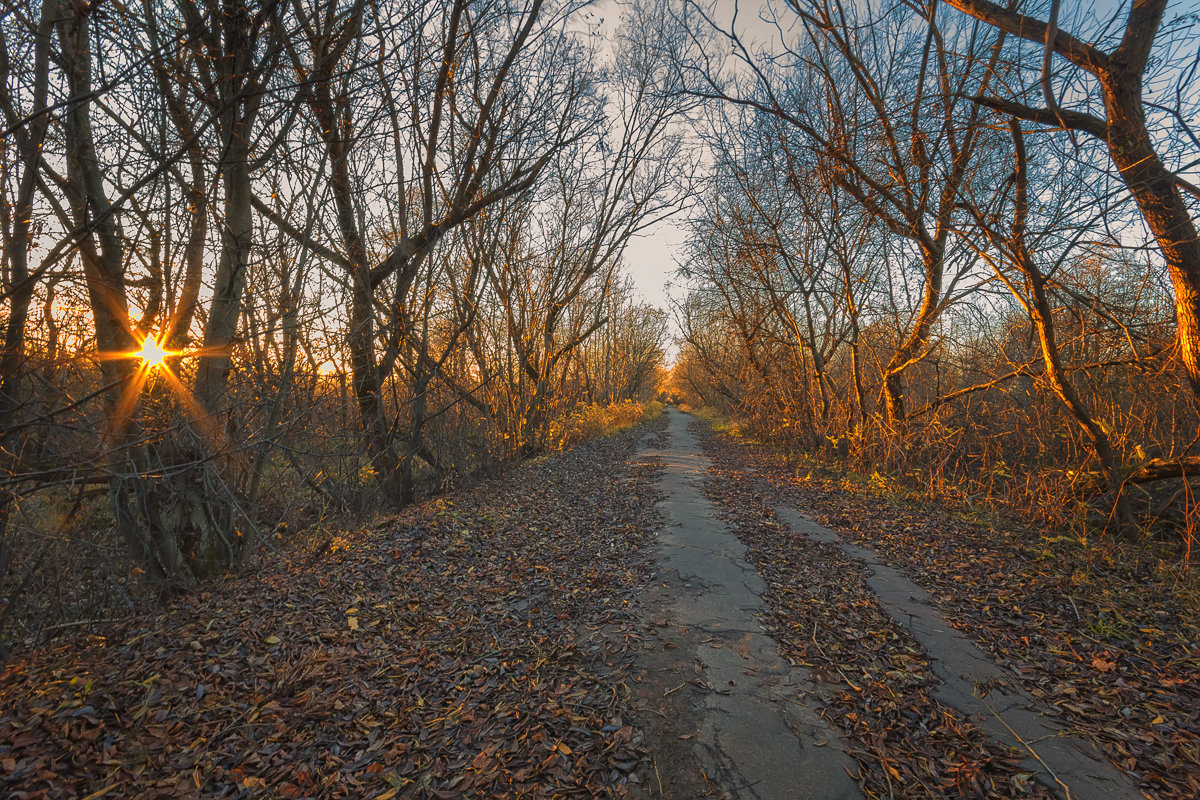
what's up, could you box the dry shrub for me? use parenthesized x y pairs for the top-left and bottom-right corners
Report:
(552, 400), (663, 449)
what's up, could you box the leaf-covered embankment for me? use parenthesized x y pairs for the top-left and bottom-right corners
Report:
(1, 417), (666, 799)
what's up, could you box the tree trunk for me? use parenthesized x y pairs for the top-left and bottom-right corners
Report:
(1102, 81), (1200, 402)
(55, 2), (193, 581)
(943, 0), (1200, 404)
(848, 330), (866, 431)
(0, 0), (57, 592)
(347, 271), (407, 505)
(1002, 119), (1131, 522)
(882, 247), (944, 424)
(399, 371), (433, 506)
(195, 19), (253, 413)
(1026, 278), (1126, 502)
(304, 46), (410, 507)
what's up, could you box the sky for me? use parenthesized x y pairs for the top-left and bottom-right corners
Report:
(622, 221), (688, 309)
(607, 0), (775, 312)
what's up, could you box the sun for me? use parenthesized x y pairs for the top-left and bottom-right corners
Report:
(137, 335), (172, 368)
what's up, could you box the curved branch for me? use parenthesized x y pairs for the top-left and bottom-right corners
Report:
(941, 0), (1109, 74)
(969, 94), (1107, 139)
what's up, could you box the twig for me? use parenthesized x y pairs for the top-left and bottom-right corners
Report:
(41, 618), (112, 633)
(978, 694), (1074, 800)
(1067, 596), (1082, 622)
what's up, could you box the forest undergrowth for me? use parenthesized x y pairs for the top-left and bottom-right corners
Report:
(0, 401), (663, 657)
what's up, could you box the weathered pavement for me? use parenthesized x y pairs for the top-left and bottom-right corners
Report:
(635, 408), (1145, 800)
(778, 507), (1144, 800)
(635, 409), (862, 799)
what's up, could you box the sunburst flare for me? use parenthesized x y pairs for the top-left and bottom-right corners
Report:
(137, 334), (173, 368)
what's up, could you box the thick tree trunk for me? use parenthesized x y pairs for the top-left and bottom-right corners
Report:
(1102, 84), (1200, 401)
(160, 2), (266, 576)
(1006, 121), (1126, 511)
(882, 369), (906, 423)
(834, 247), (867, 431)
(168, 157), (209, 347)
(1027, 280), (1125, 495)
(347, 269), (408, 505)
(182, 142), (252, 568)
(399, 374), (433, 506)
(64, 0), (269, 582)
(849, 332), (866, 431)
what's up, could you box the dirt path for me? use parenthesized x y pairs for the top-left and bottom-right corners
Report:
(634, 409), (861, 799)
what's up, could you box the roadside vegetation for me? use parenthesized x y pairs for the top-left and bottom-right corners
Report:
(1, 0), (678, 648)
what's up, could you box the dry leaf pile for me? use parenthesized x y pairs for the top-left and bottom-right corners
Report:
(694, 420), (1199, 800)
(1, 421), (665, 799)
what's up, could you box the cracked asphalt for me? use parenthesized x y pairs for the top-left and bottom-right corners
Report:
(777, 507), (1143, 800)
(633, 409), (861, 800)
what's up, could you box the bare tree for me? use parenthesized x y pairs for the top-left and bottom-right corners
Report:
(0, 0), (58, 599)
(269, 0), (597, 504)
(943, 0), (1200, 408)
(959, 119), (1129, 511)
(484, 6), (691, 454)
(669, 0), (1011, 424)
